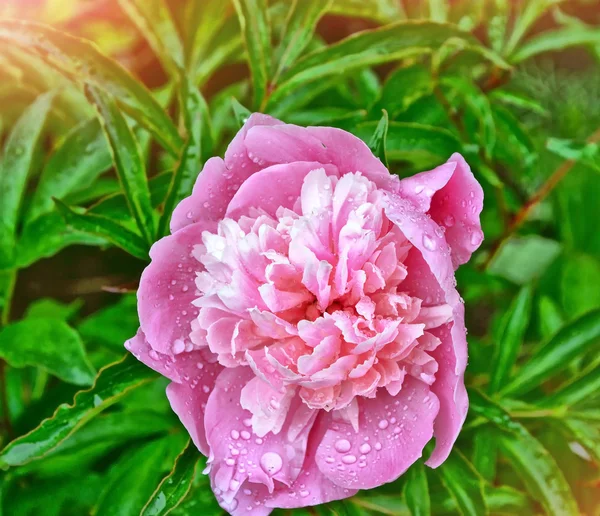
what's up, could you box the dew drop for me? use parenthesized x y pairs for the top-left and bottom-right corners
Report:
(342, 454), (357, 464)
(359, 443), (372, 454)
(260, 452), (283, 475)
(334, 439), (351, 453)
(378, 419), (389, 430)
(231, 430), (240, 440)
(444, 214), (455, 227)
(422, 234), (436, 251)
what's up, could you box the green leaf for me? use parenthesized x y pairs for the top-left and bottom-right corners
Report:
(498, 430), (578, 515)
(0, 20), (183, 155)
(441, 76), (495, 158)
(0, 317), (95, 386)
(285, 108), (366, 127)
(559, 418), (600, 463)
(25, 298), (82, 321)
(379, 64), (432, 117)
(472, 430), (497, 483)
(490, 90), (549, 117)
(55, 200), (149, 261)
(271, 21), (488, 106)
(502, 308), (600, 396)
(560, 252), (600, 319)
(273, 0), (334, 82)
(546, 137), (600, 174)
(158, 79), (207, 237)
(85, 85), (155, 244)
(14, 211), (106, 270)
(488, 236), (561, 285)
(437, 449), (487, 516)
(231, 97), (253, 128)
(511, 26), (600, 64)
(328, 0), (405, 23)
(141, 440), (201, 516)
(0, 91), (54, 266)
(184, 1), (230, 73)
(488, 285), (534, 393)
(93, 435), (185, 516)
(0, 354), (157, 468)
(117, 0), (184, 74)
(469, 390), (579, 516)
(404, 461), (430, 516)
(26, 118), (112, 224)
(353, 122), (460, 169)
(504, 0), (561, 57)
(368, 110), (389, 168)
(78, 295), (139, 351)
(233, 0), (271, 110)
(540, 365), (600, 408)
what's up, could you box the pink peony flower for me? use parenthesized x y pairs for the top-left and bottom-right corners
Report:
(125, 114), (483, 514)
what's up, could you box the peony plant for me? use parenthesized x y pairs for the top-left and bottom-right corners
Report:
(126, 114), (483, 514)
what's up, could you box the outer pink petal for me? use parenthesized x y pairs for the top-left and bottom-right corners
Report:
(137, 221), (215, 354)
(170, 114), (283, 233)
(398, 154), (484, 268)
(226, 162), (339, 220)
(166, 359), (223, 456)
(384, 193), (469, 468)
(266, 411), (358, 509)
(314, 376), (438, 489)
(244, 123), (398, 191)
(204, 368), (317, 507)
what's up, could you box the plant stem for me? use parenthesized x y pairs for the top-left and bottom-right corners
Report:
(484, 126), (600, 269)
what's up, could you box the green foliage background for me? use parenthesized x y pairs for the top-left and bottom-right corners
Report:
(0, 0), (599, 514)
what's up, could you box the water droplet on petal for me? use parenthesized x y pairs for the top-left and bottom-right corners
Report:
(334, 439), (352, 453)
(422, 234), (436, 251)
(260, 452), (283, 476)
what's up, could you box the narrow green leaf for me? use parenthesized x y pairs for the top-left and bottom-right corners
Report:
(498, 431), (578, 515)
(0, 20), (183, 155)
(490, 90), (549, 117)
(441, 76), (496, 158)
(273, 0), (334, 82)
(0, 354), (157, 468)
(86, 85), (155, 244)
(368, 110), (389, 168)
(379, 64), (432, 117)
(185, 1), (230, 72)
(141, 440), (201, 516)
(26, 118), (112, 223)
(428, 0), (449, 22)
(158, 79), (207, 237)
(540, 365), (600, 408)
(559, 418), (600, 463)
(488, 285), (534, 393)
(511, 26), (600, 64)
(328, 0), (405, 23)
(117, 0), (184, 74)
(504, 0), (561, 57)
(0, 91), (54, 266)
(437, 450), (487, 516)
(469, 389), (579, 516)
(231, 97), (253, 128)
(546, 137), (600, 174)
(472, 430), (497, 483)
(404, 462), (430, 516)
(94, 435), (185, 516)
(353, 121), (460, 169)
(272, 21), (508, 105)
(0, 317), (95, 386)
(502, 308), (600, 395)
(233, 0), (271, 110)
(55, 200), (149, 261)
(285, 108), (366, 127)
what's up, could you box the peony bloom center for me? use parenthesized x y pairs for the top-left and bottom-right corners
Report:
(188, 168), (452, 437)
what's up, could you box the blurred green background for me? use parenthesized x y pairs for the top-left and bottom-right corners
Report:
(0, 0), (599, 514)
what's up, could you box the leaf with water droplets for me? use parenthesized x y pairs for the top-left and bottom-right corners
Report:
(141, 440), (201, 516)
(0, 354), (157, 468)
(231, 97), (253, 128)
(0, 91), (54, 267)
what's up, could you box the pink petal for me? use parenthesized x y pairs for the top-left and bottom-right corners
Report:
(170, 114), (283, 233)
(398, 154), (484, 268)
(138, 221), (214, 354)
(226, 162), (339, 220)
(315, 376), (439, 489)
(204, 368), (317, 502)
(385, 195), (469, 468)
